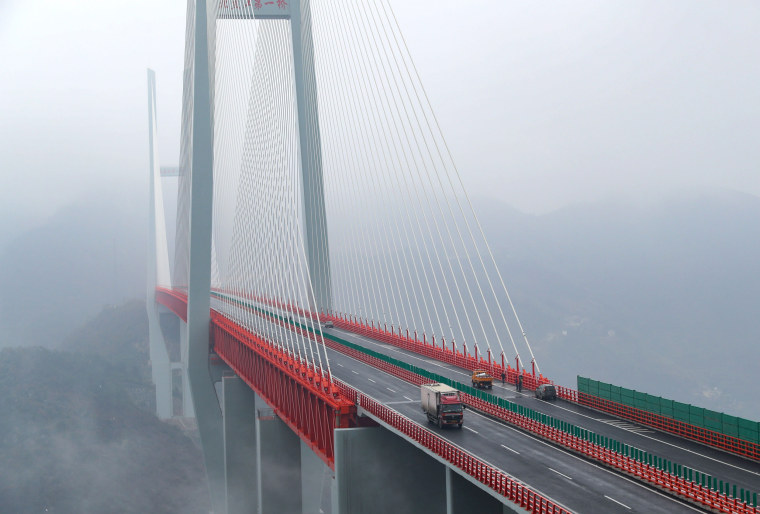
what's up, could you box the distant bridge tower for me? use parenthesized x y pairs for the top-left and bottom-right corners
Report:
(146, 68), (173, 420)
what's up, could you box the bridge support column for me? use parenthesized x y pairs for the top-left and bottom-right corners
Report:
(333, 426), (446, 513)
(147, 303), (172, 419)
(301, 439), (331, 514)
(445, 467), (526, 514)
(178, 321), (195, 418)
(146, 68), (174, 420)
(222, 376), (258, 514)
(256, 408), (302, 513)
(223, 381), (332, 514)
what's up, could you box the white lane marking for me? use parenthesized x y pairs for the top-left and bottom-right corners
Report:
(534, 404), (760, 477)
(464, 410), (704, 513)
(501, 444), (520, 454)
(337, 363), (343, 367)
(386, 387), (396, 393)
(549, 468), (573, 480)
(601, 419), (655, 434)
(384, 400), (418, 405)
(404, 396), (413, 401)
(463, 426), (478, 434)
(605, 496), (631, 509)
(368, 378), (376, 383)
(351, 370), (359, 375)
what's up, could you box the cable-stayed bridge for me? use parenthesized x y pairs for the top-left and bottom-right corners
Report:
(146, 1), (760, 512)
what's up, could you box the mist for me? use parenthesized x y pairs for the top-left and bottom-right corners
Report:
(0, 0), (758, 511)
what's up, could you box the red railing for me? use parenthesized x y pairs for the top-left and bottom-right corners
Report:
(555, 387), (760, 462)
(323, 313), (552, 391)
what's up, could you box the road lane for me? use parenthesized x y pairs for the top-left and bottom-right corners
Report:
(324, 340), (702, 514)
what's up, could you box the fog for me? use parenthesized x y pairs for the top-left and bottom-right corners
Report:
(0, 1), (758, 511)
(1, 1), (758, 243)
(1, 0), (758, 412)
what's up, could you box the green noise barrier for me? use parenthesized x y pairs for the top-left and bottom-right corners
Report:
(578, 376), (760, 445)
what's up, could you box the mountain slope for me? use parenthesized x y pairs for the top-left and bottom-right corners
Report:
(0, 302), (210, 514)
(476, 190), (760, 419)
(0, 199), (145, 348)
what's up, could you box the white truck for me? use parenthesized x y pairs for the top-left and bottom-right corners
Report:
(421, 383), (464, 428)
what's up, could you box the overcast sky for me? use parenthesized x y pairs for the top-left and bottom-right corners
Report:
(1, 0), (758, 237)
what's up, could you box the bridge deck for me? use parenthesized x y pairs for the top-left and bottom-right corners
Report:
(209, 295), (729, 512)
(322, 328), (700, 513)
(326, 323), (760, 496)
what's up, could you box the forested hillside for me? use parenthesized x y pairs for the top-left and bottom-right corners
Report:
(0, 301), (209, 514)
(0, 199), (144, 348)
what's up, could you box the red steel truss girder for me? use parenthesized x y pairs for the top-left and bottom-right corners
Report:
(211, 311), (356, 469)
(153, 287), (357, 468)
(155, 286), (188, 321)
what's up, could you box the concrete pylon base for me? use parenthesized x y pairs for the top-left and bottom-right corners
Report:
(333, 426), (446, 513)
(333, 426), (529, 514)
(301, 439), (331, 514)
(147, 301), (172, 419)
(446, 467), (526, 514)
(222, 376), (258, 514)
(256, 406), (302, 513)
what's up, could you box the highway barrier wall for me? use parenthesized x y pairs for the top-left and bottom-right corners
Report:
(578, 377), (760, 445)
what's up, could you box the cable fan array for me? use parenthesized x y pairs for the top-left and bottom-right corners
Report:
(191, 0), (540, 382)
